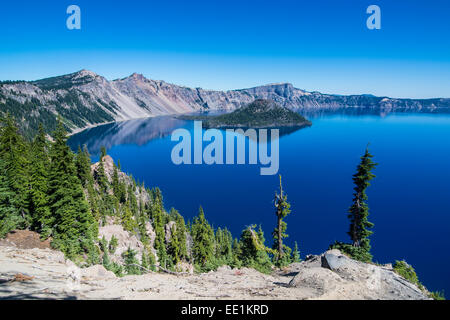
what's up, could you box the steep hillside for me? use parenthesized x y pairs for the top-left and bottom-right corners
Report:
(1, 70), (449, 137)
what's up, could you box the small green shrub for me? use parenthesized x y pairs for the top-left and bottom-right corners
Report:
(393, 260), (424, 290)
(429, 290), (445, 300)
(109, 235), (118, 254)
(329, 241), (373, 263)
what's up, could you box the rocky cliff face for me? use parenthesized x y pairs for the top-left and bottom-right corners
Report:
(2, 69), (449, 137)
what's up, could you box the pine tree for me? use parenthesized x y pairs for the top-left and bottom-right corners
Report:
(100, 236), (111, 269)
(239, 225), (272, 273)
(122, 247), (141, 275)
(127, 183), (139, 218)
(47, 119), (97, 257)
(0, 114), (30, 230)
(215, 227), (233, 264)
(29, 124), (51, 236)
(167, 225), (181, 266)
(100, 146), (107, 160)
(109, 235), (118, 254)
(121, 205), (137, 233)
(231, 238), (242, 268)
(257, 225), (265, 244)
(75, 145), (92, 188)
(292, 241), (301, 262)
(0, 158), (21, 237)
(330, 146), (377, 262)
(170, 208), (188, 262)
(272, 175), (292, 266)
(346, 146), (377, 261)
(151, 189), (168, 268)
(112, 163), (126, 203)
(191, 206), (215, 267)
(96, 151), (108, 194)
(75, 145), (101, 221)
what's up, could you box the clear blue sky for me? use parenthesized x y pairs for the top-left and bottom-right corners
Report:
(0, 0), (449, 98)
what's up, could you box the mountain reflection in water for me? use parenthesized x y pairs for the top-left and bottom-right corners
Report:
(69, 116), (306, 155)
(68, 116), (186, 156)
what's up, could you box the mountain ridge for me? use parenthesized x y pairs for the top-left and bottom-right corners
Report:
(1, 69), (449, 137)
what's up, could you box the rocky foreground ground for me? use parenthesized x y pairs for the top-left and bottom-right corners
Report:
(0, 240), (429, 300)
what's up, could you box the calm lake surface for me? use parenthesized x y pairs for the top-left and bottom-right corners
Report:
(69, 113), (450, 294)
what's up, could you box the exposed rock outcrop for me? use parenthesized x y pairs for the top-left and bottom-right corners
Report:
(288, 249), (430, 300)
(98, 224), (147, 264)
(0, 245), (432, 300)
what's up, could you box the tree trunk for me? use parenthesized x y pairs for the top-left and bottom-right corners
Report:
(352, 195), (362, 247)
(277, 215), (283, 259)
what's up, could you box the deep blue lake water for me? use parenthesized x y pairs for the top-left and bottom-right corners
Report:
(69, 113), (450, 294)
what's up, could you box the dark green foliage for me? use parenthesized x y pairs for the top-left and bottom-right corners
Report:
(150, 188), (169, 268)
(109, 235), (118, 254)
(238, 225), (272, 274)
(127, 183), (139, 218)
(107, 262), (124, 277)
(230, 238), (243, 269)
(429, 290), (445, 300)
(0, 96), (58, 139)
(272, 175), (292, 267)
(75, 145), (92, 188)
(167, 227), (181, 267)
(393, 260), (424, 290)
(292, 242), (301, 262)
(112, 163), (126, 203)
(100, 146), (107, 160)
(47, 119), (97, 257)
(121, 205), (138, 233)
(183, 99), (312, 129)
(0, 158), (22, 237)
(75, 145), (101, 221)
(191, 206), (215, 269)
(329, 241), (373, 263)
(84, 239), (101, 265)
(214, 227), (233, 265)
(122, 247), (141, 275)
(100, 238), (123, 277)
(95, 152), (108, 194)
(0, 73), (116, 138)
(100, 236), (111, 267)
(167, 208), (188, 265)
(141, 249), (157, 272)
(348, 147), (377, 251)
(29, 124), (51, 236)
(391, 260), (444, 298)
(0, 114), (31, 232)
(32, 72), (95, 90)
(331, 146), (377, 263)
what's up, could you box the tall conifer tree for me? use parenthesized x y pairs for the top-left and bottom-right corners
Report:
(29, 124), (51, 235)
(272, 175), (291, 266)
(347, 146), (377, 258)
(191, 206), (215, 267)
(0, 114), (30, 229)
(0, 158), (21, 237)
(48, 119), (97, 257)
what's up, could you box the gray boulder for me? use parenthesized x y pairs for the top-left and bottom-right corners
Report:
(287, 249), (431, 300)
